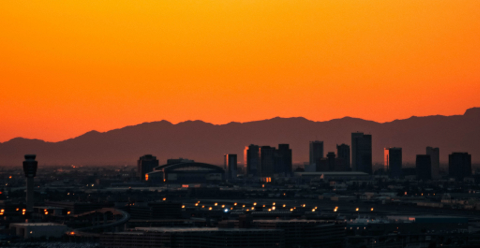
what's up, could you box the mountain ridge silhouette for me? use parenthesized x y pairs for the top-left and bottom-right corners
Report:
(1, 108), (479, 166)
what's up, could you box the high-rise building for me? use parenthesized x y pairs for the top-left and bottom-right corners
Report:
(416, 155), (431, 181)
(426, 147), (440, 180)
(244, 145), (260, 176)
(224, 154), (237, 181)
(275, 144), (292, 176)
(245, 144), (293, 177)
(336, 144), (350, 170)
(351, 132), (372, 174)
(260, 146), (276, 177)
(326, 152), (336, 171)
(138, 155), (159, 181)
(449, 152), (472, 181)
(384, 148), (402, 179)
(309, 141), (324, 165)
(315, 152), (347, 172)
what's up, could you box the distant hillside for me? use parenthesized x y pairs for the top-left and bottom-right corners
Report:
(1, 108), (480, 166)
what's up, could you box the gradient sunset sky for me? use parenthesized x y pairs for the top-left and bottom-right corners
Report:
(1, 0), (479, 142)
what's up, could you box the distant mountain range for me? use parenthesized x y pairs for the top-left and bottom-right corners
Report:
(1, 108), (480, 167)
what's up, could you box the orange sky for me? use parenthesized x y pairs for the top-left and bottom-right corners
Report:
(1, 0), (479, 142)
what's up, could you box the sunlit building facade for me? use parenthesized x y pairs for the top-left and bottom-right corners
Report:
(384, 147), (402, 179)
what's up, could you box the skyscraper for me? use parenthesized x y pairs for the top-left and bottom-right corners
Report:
(326, 152), (336, 171)
(309, 141), (324, 165)
(416, 155), (432, 181)
(260, 146), (276, 177)
(275, 144), (292, 176)
(384, 148), (402, 179)
(426, 147), (440, 180)
(449, 152), (472, 181)
(244, 144), (260, 176)
(224, 154), (237, 181)
(336, 144), (350, 171)
(138, 154), (159, 181)
(351, 132), (372, 174)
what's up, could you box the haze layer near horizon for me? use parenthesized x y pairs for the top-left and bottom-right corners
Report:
(1, 0), (479, 142)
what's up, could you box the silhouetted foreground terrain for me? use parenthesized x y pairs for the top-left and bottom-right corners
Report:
(1, 108), (479, 166)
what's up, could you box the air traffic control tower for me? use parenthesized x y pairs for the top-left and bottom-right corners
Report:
(23, 154), (38, 220)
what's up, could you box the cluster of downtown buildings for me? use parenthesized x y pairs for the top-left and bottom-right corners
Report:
(385, 147), (472, 181)
(218, 132), (473, 183)
(224, 133), (374, 182)
(137, 132), (473, 185)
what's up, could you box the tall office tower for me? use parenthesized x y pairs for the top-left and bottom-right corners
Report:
(449, 152), (472, 181)
(224, 154), (237, 181)
(23, 154), (38, 219)
(384, 148), (402, 179)
(244, 144), (260, 176)
(260, 146), (276, 177)
(336, 144), (350, 170)
(416, 155), (432, 181)
(426, 147), (440, 180)
(309, 141), (324, 166)
(326, 152), (336, 171)
(351, 132), (372, 174)
(275, 144), (292, 176)
(138, 155), (159, 181)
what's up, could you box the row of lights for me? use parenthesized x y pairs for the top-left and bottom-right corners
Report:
(186, 201), (316, 212)
(185, 202), (376, 214)
(330, 206), (374, 212)
(198, 202), (278, 207)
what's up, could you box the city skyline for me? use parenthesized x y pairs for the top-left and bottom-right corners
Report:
(1, 107), (479, 166)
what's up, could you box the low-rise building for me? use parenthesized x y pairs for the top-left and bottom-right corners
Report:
(10, 223), (67, 239)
